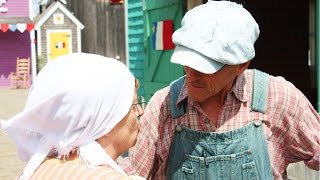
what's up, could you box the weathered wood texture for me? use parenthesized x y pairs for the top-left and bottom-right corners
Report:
(65, 0), (126, 64)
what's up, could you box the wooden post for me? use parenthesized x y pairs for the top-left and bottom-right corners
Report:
(187, 0), (203, 11)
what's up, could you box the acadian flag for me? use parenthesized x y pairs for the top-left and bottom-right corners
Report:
(152, 20), (175, 50)
(55, 42), (66, 49)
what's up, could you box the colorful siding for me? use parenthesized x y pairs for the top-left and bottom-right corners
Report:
(0, 31), (31, 87)
(0, 0), (29, 17)
(127, 0), (144, 96)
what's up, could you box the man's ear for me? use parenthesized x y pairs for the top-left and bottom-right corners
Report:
(237, 61), (250, 75)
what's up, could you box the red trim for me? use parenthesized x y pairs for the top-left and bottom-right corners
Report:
(0, 23), (34, 32)
(110, 0), (123, 4)
(27, 24), (34, 32)
(0, 24), (9, 32)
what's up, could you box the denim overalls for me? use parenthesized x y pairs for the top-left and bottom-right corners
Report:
(166, 70), (273, 180)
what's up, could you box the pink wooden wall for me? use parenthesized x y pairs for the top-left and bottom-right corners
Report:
(0, 31), (31, 87)
(0, 0), (32, 87)
(0, 0), (29, 17)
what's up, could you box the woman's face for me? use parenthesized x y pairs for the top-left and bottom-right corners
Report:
(114, 91), (143, 149)
(105, 80), (144, 152)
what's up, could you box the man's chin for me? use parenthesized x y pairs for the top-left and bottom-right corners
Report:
(189, 95), (206, 103)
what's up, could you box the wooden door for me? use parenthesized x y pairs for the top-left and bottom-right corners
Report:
(143, 0), (185, 101)
(47, 30), (72, 61)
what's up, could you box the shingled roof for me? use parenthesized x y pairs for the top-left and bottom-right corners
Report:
(34, 1), (84, 30)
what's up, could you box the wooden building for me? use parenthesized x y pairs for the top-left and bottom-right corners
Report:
(65, 0), (126, 64)
(0, 0), (34, 87)
(34, 1), (84, 63)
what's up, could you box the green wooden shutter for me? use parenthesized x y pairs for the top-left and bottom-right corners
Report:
(143, 0), (185, 101)
(127, 0), (144, 96)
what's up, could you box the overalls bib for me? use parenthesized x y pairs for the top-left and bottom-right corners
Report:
(167, 70), (273, 180)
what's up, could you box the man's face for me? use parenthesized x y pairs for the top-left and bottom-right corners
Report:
(185, 64), (244, 102)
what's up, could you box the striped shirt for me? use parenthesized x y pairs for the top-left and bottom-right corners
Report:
(120, 70), (320, 180)
(26, 158), (145, 180)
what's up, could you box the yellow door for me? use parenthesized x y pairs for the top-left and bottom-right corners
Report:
(49, 31), (71, 60)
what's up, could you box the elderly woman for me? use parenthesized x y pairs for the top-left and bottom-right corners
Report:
(1, 53), (145, 180)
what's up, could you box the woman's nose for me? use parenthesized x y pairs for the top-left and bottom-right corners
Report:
(137, 104), (144, 117)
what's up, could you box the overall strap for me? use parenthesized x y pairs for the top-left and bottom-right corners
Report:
(251, 69), (269, 113)
(169, 75), (186, 119)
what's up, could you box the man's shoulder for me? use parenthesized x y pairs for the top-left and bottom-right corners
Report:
(153, 85), (170, 97)
(266, 72), (299, 92)
(147, 85), (170, 107)
(149, 76), (187, 108)
(244, 69), (295, 89)
(245, 69), (307, 108)
(152, 76), (186, 97)
(243, 69), (305, 103)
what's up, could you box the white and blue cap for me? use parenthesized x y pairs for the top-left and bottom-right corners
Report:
(170, 1), (260, 74)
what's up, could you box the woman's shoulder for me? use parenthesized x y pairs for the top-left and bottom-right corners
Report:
(118, 175), (146, 180)
(30, 159), (146, 180)
(84, 165), (146, 180)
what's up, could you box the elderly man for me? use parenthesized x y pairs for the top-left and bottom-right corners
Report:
(120, 1), (320, 179)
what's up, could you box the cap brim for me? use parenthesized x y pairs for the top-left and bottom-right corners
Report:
(170, 45), (224, 74)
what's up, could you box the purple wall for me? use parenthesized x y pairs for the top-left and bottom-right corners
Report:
(0, 31), (31, 87)
(0, 0), (29, 17)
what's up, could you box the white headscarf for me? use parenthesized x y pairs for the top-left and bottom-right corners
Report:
(1, 53), (135, 180)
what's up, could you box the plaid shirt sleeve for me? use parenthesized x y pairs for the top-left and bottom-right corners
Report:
(120, 88), (169, 178)
(283, 82), (320, 170)
(266, 77), (320, 171)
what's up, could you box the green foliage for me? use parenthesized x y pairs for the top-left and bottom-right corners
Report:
(36, 55), (46, 73)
